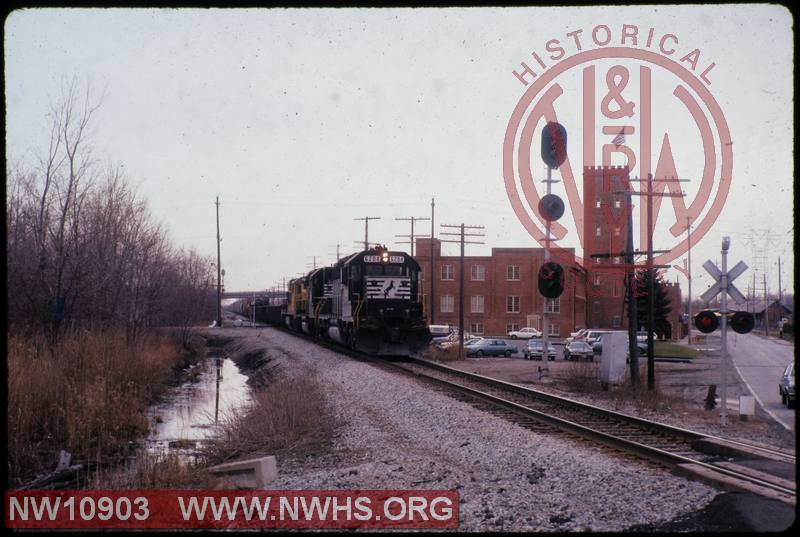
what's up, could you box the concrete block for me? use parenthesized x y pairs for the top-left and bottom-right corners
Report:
(739, 395), (755, 416)
(208, 455), (278, 489)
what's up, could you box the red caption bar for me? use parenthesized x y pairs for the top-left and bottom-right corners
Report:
(5, 489), (459, 529)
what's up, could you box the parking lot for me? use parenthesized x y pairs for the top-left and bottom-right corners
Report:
(470, 336), (568, 360)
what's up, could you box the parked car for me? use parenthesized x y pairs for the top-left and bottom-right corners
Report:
(508, 327), (542, 339)
(636, 331), (657, 342)
(564, 341), (594, 361)
(523, 339), (556, 361)
(779, 361), (795, 408)
(466, 339), (518, 357)
(565, 328), (588, 344)
(592, 334), (647, 356)
(583, 330), (612, 347)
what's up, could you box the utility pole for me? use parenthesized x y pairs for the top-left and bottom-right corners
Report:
(440, 223), (485, 359)
(354, 216), (381, 250)
(764, 273), (769, 337)
(646, 175), (656, 390)
(778, 256), (782, 308)
(395, 216), (430, 256)
(626, 191), (638, 384)
(430, 198), (436, 324)
(215, 196), (222, 328)
(686, 216), (693, 344)
(329, 243), (342, 262)
(630, 174), (687, 390)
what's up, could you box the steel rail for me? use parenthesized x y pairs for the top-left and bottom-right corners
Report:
(256, 326), (794, 500)
(376, 358), (795, 501)
(406, 357), (796, 464)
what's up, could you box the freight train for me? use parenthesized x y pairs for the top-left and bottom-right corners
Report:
(274, 245), (431, 355)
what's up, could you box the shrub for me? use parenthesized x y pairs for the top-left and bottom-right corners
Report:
(7, 328), (184, 486)
(202, 370), (331, 465)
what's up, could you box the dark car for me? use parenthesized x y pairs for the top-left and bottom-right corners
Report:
(564, 341), (594, 362)
(523, 339), (556, 361)
(779, 361), (795, 408)
(466, 339), (518, 357)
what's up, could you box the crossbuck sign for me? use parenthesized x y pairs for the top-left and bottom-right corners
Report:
(700, 259), (747, 305)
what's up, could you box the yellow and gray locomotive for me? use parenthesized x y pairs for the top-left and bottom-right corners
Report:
(283, 245), (431, 355)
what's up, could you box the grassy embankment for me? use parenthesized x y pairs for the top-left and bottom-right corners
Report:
(654, 341), (699, 359)
(7, 327), (202, 487)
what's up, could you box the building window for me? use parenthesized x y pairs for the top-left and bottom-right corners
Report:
(471, 295), (484, 313)
(470, 323), (484, 335)
(595, 198), (601, 208)
(613, 281), (619, 297)
(506, 323), (520, 333)
(506, 296), (520, 313)
(471, 265), (486, 281)
(613, 256), (621, 264)
(594, 257), (601, 264)
(441, 264), (454, 280)
(420, 268), (424, 280)
(441, 295), (454, 313)
(614, 199), (622, 209)
(592, 301), (601, 313)
(548, 324), (560, 336)
(614, 227), (620, 236)
(506, 265), (520, 281)
(545, 297), (560, 314)
(593, 274), (601, 286)
(612, 315), (621, 328)
(596, 225), (602, 237)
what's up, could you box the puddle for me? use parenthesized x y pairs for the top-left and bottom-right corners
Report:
(145, 349), (252, 459)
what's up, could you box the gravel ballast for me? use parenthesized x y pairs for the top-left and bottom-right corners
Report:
(226, 327), (720, 532)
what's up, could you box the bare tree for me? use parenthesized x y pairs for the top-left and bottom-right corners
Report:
(7, 79), (215, 340)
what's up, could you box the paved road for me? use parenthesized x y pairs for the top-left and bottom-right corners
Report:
(727, 332), (794, 430)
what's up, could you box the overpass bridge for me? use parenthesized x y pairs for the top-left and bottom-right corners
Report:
(222, 290), (286, 301)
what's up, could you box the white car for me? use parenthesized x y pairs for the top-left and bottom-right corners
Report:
(565, 328), (588, 344)
(508, 327), (542, 339)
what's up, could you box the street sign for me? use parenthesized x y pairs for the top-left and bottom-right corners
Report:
(700, 259), (747, 304)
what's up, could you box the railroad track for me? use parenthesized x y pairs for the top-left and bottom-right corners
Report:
(264, 326), (796, 504)
(376, 356), (795, 504)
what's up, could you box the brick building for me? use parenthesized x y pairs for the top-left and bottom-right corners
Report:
(582, 165), (682, 338)
(583, 165), (632, 330)
(414, 238), (587, 338)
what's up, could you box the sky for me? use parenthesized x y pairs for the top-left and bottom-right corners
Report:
(4, 6), (794, 302)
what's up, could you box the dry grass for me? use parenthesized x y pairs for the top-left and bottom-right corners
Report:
(90, 453), (212, 489)
(7, 328), (185, 486)
(202, 370), (332, 466)
(559, 361), (687, 414)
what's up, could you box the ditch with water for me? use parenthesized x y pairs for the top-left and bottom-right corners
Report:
(144, 344), (252, 462)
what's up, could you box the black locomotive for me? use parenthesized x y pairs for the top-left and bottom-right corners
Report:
(282, 245), (431, 355)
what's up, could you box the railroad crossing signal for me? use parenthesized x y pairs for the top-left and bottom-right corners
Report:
(537, 262), (564, 299)
(694, 310), (718, 333)
(541, 121), (567, 169)
(700, 259), (747, 305)
(538, 193), (565, 221)
(730, 311), (755, 334)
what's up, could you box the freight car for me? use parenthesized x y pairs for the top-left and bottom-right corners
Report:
(283, 245), (431, 355)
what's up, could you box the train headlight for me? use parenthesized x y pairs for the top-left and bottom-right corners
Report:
(381, 252), (389, 262)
